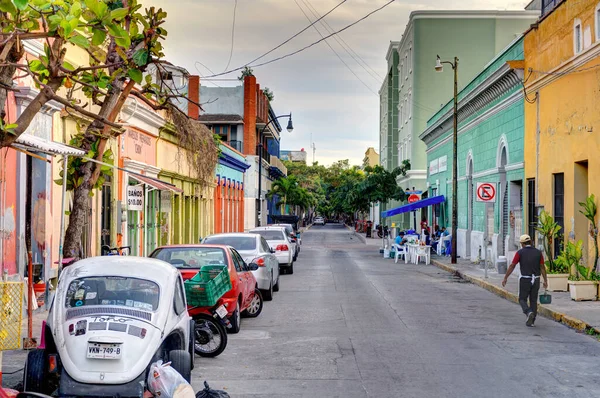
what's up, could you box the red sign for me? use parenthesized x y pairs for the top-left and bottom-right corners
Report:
(476, 183), (496, 202)
(408, 194), (420, 204)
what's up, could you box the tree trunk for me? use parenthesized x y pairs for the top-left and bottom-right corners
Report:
(62, 78), (134, 259)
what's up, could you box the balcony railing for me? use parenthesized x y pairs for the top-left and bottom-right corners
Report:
(227, 140), (243, 152)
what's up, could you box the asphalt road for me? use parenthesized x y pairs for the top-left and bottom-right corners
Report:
(192, 224), (600, 398)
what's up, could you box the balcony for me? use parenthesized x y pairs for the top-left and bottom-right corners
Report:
(269, 155), (287, 179)
(227, 140), (243, 152)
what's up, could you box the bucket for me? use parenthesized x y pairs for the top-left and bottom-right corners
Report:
(383, 249), (390, 258)
(496, 256), (507, 274)
(539, 290), (552, 304)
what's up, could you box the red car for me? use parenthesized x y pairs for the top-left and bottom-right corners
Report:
(150, 244), (263, 333)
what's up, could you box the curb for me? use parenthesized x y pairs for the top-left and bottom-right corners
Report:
(344, 225), (367, 244)
(431, 259), (597, 334)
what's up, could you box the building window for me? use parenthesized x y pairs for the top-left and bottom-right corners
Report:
(404, 98), (409, 123)
(596, 3), (600, 41)
(553, 173), (565, 257)
(574, 20), (583, 54)
(405, 53), (408, 79)
(527, 179), (537, 242)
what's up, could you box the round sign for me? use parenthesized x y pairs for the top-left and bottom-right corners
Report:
(408, 194), (420, 204)
(477, 183), (496, 202)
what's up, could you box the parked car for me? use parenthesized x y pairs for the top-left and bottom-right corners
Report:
(314, 217), (325, 225)
(150, 245), (263, 333)
(269, 223), (301, 259)
(23, 257), (194, 397)
(202, 233), (280, 300)
(250, 226), (295, 274)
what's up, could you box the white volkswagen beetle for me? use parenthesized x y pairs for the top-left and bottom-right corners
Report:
(23, 257), (194, 397)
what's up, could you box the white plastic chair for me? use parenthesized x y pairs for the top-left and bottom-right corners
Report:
(415, 245), (431, 265)
(437, 235), (449, 256)
(392, 244), (406, 263)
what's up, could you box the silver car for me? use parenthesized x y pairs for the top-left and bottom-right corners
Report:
(202, 233), (280, 301)
(250, 226), (296, 275)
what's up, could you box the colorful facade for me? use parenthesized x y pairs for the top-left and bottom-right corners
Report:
(523, 0), (600, 265)
(214, 144), (249, 234)
(421, 37), (527, 261)
(380, 10), (539, 229)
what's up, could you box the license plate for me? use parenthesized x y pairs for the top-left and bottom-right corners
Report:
(87, 343), (122, 359)
(215, 305), (228, 319)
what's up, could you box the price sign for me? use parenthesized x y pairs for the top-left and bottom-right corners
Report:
(127, 185), (144, 211)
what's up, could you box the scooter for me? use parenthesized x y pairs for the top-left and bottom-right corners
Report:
(188, 299), (230, 358)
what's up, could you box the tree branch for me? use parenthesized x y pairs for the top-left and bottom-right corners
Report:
(47, 93), (122, 128)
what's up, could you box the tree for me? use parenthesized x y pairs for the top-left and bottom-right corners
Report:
(0, 0), (216, 258)
(579, 194), (599, 271)
(267, 175), (299, 214)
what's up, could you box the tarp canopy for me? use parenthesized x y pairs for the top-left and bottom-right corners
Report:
(131, 173), (184, 193)
(382, 195), (446, 218)
(13, 133), (85, 157)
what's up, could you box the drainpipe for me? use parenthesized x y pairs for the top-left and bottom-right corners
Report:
(58, 155), (69, 275)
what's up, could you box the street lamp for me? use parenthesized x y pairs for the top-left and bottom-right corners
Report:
(257, 113), (294, 227)
(435, 55), (459, 264)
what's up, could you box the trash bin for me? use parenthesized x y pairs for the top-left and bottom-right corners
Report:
(366, 221), (373, 238)
(496, 256), (507, 274)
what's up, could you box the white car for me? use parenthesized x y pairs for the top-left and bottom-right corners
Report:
(270, 223), (301, 259)
(202, 233), (280, 300)
(250, 226), (296, 275)
(23, 257), (193, 397)
(314, 217), (325, 225)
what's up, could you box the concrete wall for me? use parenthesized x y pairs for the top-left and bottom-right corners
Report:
(200, 86), (244, 116)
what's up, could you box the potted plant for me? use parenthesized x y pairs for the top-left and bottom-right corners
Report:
(537, 211), (568, 291)
(566, 240), (598, 301)
(579, 194), (599, 272)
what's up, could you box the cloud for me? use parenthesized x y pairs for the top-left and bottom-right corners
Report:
(141, 0), (530, 166)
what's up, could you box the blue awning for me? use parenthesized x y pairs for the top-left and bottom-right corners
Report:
(382, 195), (446, 218)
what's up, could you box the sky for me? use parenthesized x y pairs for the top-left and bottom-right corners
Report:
(139, 0), (530, 166)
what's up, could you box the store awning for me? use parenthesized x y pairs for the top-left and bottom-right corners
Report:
(382, 195), (446, 218)
(131, 174), (184, 193)
(12, 133), (86, 157)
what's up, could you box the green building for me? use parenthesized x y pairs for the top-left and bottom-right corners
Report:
(420, 36), (527, 262)
(379, 10), (538, 229)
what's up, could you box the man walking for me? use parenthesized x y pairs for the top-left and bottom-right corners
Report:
(502, 234), (548, 327)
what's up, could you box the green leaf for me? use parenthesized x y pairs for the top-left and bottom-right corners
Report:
(127, 69), (142, 84)
(62, 61), (75, 71)
(110, 7), (129, 21)
(84, 0), (107, 18)
(68, 33), (90, 49)
(70, 1), (82, 18)
(132, 49), (148, 66)
(0, 0), (16, 13)
(54, 178), (63, 186)
(13, 0), (27, 11)
(106, 22), (130, 48)
(91, 28), (106, 46)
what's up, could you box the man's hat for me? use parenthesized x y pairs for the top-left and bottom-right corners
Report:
(520, 234), (532, 243)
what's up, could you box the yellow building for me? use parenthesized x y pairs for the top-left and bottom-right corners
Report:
(363, 147), (380, 169)
(524, 0), (600, 264)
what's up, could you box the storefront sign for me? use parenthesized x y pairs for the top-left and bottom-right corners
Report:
(438, 155), (448, 172)
(127, 185), (144, 211)
(160, 191), (172, 213)
(429, 159), (439, 175)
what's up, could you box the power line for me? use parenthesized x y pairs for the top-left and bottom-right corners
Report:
(293, 0), (377, 95)
(301, 0), (384, 82)
(204, 0), (396, 78)
(195, 61), (222, 87)
(224, 0), (238, 72)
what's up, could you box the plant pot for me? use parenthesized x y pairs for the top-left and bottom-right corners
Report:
(547, 273), (569, 292)
(568, 280), (598, 301)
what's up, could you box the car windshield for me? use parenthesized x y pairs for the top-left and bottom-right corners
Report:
(65, 276), (160, 311)
(151, 247), (227, 269)
(203, 236), (257, 251)
(252, 230), (285, 241)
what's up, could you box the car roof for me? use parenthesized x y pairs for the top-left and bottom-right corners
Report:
(155, 244), (231, 249)
(62, 256), (178, 285)
(205, 233), (259, 239)
(250, 226), (287, 232)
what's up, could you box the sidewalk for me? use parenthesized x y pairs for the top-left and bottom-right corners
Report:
(351, 227), (600, 336)
(2, 310), (47, 389)
(430, 255), (600, 334)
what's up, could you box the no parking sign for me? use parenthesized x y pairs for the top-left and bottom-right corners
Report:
(476, 183), (496, 203)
